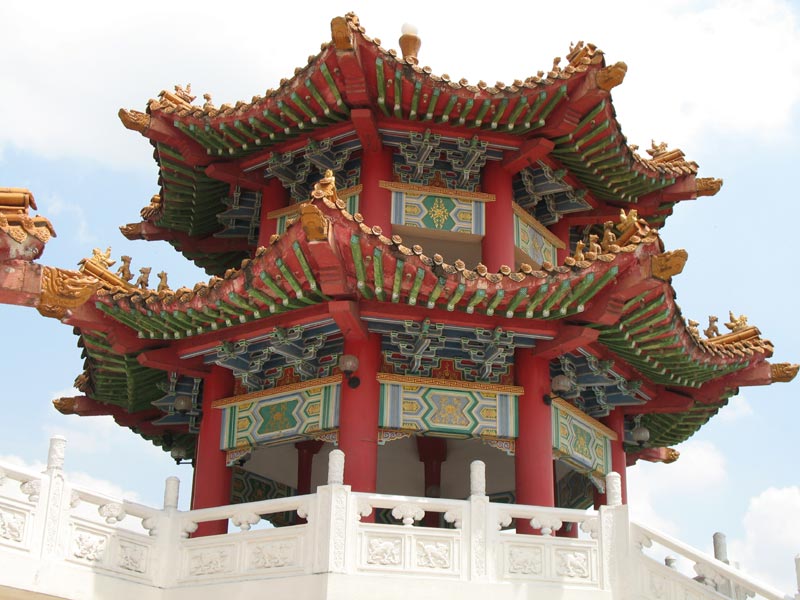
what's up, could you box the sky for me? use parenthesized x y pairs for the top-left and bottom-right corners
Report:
(1, 0), (798, 592)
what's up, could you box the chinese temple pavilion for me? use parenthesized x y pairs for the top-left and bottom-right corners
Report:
(0, 12), (795, 545)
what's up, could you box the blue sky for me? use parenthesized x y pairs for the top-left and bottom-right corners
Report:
(1, 0), (798, 592)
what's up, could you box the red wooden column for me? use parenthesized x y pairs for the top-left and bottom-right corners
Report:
(295, 440), (324, 495)
(358, 146), (393, 234)
(192, 365), (234, 536)
(338, 333), (381, 492)
(514, 350), (554, 533)
(417, 437), (447, 526)
(256, 178), (289, 248)
(481, 160), (516, 271)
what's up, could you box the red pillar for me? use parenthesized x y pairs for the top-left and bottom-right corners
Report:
(192, 365), (234, 536)
(338, 333), (381, 492)
(295, 440), (324, 495)
(359, 146), (394, 234)
(257, 178), (289, 248)
(514, 351), (554, 533)
(417, 437), (447, 527)
(481, 159), (516, 271)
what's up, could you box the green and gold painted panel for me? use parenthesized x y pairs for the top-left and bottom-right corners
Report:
(218, 376), (340, 450)
(551, 397), (614, 479)
(391, 191), (485, 235)
(377, 374), (520, 439)
(514, 213), (558, 266)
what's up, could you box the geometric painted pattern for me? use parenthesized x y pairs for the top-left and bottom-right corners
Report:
(218, 376), (340, 450)
(377, 373), (520, 439)
(513, 161), (591, 226)
(513, 211), (558, 266)
(367, 317), (545, 384)
(391, 191), (484, 235)
(551, 398), (614, 481)
(551, 349), (649, 418)
(230, 467), (297, 527)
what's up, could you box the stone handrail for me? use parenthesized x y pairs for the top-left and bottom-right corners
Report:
(631, 521), (792, 600)
(2, 437), (797, 600)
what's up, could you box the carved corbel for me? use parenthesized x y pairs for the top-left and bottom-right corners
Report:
(650, 248), (688, 281)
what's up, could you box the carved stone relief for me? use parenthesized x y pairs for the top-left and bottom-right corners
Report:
(507, 545), (544, 575)
(251, 540), (296, 569)
(366, 537), (402, 566)
(416, 540), (451, 569)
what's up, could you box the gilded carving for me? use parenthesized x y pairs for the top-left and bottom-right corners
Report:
(596, 61), (627, 91)
(117, 108), (150, 134)
(696, 177), (723, 197)
(330, 16), (353, 51)
(140, 194), (163, 221)
(115, 255), (132, 282)
(770, 363), (799, 383)
(38, 266), (101, 319)
(300, 202), (329, 241)
(664, 448), (680, 463)
(77, 248), (134, 291)
(704, 316), (719, 338)
(724, 311), (748, 332)
(651, 249), (688, 281)
(135, 267), (152, 290)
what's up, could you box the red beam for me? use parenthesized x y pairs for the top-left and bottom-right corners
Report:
(329, 300), (369, 341)
(502, 138), (555, 175)
(359, 301), (559, 339)
(624, 389), (694, 415)
(351, 108), (381, 152)
(0, 260), (42, 308)
(532, 324), (599, 359)
(138, 347), (211, 378)
(205, 162), (265, 189)
(123, 222), (252, 254)
(174, 303), (331, 358)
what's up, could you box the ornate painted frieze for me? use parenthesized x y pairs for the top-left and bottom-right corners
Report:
(368, 317), (543, 385)
(514, 162), (591, 225)
(551, 398), (615, 480)
(550, 349), (648, 417)
(218, 376), (341, 449)
(232, 468), (297, 527)
(377, 373), (521, 439)
(217, 187), (262, 245)
(205, 320), (343, 391)
(389, 188), (485, 235)
(263, 137), (360, 202)
(383, 129), (502, 191)
(152, 372), (203, 432)
(512, 203), (563, 267)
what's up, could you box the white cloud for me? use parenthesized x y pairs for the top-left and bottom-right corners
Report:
(728, 486), (800, 593)
(44, 194), (96, 244)
(1, 0), (798, 168)
(628, 440), (728, 534)
(717, 394), (754, 423)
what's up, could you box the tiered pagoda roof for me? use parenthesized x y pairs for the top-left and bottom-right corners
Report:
(118, 13), (717, 275)
(0, 14), (792, 462)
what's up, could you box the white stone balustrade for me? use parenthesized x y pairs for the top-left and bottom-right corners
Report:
(0, 437), (796, 600)
(631, 522), (790, 600)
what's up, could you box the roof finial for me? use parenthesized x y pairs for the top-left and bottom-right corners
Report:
(399, 23), (421, 63)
